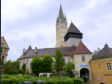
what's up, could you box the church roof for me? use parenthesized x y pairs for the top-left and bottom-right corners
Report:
(92, 44), (112, 60)
(18, 46), (77, 60)
(74, 41), (92, 54)
(1, 36), (10, 49)
(64, 22), (83, 41)
(66, 22), (82, 34)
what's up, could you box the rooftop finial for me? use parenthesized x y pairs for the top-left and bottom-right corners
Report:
(60, 1), (61, 4)
(71, 20), (72, 22)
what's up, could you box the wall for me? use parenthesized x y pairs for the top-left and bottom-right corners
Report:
(73, 54), (92, 80)
(55, 22), (68, 47)
(18, 55), (72, 74)
(1, 37), (9, 64)
(65, 38), (81, 47)
(90, 57), (112, 84)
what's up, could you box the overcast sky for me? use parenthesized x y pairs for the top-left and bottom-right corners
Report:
(1, 0), (112, 61)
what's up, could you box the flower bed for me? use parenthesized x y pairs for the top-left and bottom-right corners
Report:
(1, 74), (83, 84)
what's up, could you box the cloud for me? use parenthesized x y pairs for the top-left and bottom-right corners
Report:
(1, 0), (112, 61)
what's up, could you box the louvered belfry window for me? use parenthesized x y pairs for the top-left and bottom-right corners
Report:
(106, 62), (112, 71)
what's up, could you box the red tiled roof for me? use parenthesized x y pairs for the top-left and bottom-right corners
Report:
(74, 41), (92, 54)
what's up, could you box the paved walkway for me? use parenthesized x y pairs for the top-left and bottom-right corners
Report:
(83, 79), (94, 84)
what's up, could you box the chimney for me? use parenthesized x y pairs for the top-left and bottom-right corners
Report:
(105, 43), (108, 47)
(23, 49), (25, 55)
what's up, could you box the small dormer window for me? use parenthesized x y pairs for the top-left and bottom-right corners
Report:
(82, 56), (85, 62)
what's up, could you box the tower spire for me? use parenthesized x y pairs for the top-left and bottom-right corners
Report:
(58, 3), (65, 22)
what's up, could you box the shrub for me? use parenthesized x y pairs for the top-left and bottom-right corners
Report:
(1, 75), (83, 84)
(18, 69), (24, 74)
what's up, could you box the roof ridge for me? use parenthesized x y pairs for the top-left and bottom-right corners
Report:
(32, 46), (76, 50)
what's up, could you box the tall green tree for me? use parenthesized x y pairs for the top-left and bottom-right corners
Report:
(64, 62), (75, 77)
(31, 55), (43, 75)
(42, 54), (53, 72)
(13, 60), (20, 69)
(22, 63), (26, 73)
(54, 49), (65, 74)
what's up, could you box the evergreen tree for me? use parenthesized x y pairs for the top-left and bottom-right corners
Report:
(54, 49), (65, 74)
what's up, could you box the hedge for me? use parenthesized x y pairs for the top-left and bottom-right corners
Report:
(1, 74), (83, 84)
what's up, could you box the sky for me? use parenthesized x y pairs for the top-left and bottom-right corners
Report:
(1, 0), (112, 61)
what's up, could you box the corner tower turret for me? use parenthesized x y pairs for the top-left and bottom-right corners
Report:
(55, 4), (68, 47)
(64, 22), (83, 47)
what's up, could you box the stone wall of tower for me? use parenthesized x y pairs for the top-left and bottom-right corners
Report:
(65, 37), (81, 47)
(55, 22), (68, 47)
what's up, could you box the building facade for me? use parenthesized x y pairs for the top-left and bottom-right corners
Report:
(1, 36), (10, 64)
(90, 44), (112, 84)
(18, 4), (92, 80)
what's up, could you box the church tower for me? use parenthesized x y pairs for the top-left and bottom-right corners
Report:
(55, 4), (68, 47)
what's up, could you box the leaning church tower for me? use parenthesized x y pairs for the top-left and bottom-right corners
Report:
(55, 4), (68, 47)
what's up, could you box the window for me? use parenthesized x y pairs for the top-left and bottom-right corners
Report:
(27, 60), (28, 64)
(82, 56), (85, 62)
(68, 58), (70, 63)
(106, 62), (112, 71)
(97, 63), (103, 71)
(3, 49), (6, 53)
(2, 56), (5, 60)
(23, 60), (25, 64)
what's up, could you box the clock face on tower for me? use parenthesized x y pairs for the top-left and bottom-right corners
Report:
(61, 23), (66, 28)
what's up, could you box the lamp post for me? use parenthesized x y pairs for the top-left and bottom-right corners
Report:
(29, 63), (32, 79)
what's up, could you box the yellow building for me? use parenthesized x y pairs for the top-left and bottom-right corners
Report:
(1, 36), (10, 64)
(90, 44), (112, 84)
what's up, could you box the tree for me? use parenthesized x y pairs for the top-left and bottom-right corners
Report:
(93, 48), (101, 56)
(1, 59), (4, 66)
(3, 60), (19, 74)
(42, 54), (53, 72)
(1, 47), (4, 66)
(1, 47), (3, 54)
(22, 63), (26, 73)
(54, 49), (65, 74)
(64, 62), (75, 77)
(13, 60), (20, 69)
(31, 55), (43, 75)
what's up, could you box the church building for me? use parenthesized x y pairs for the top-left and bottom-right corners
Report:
(18, 4), (92, 80)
